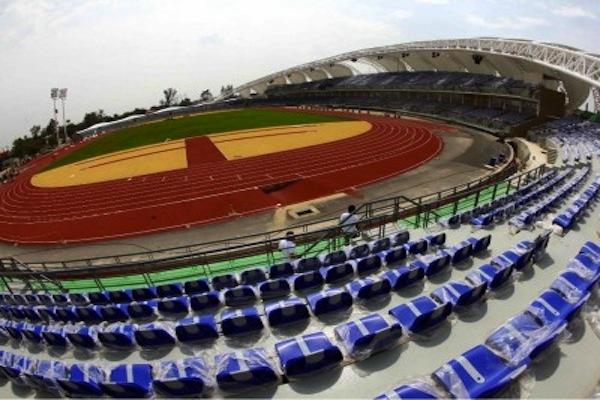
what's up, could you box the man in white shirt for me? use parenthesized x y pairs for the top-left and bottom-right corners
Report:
(278, 231), (297, 261)
(339, 205), (359, 245)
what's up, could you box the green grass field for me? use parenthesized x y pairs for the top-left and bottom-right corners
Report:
(46, 108), (348, 170)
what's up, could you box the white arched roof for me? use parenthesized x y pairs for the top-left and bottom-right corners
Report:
(222, 37), (600, 110)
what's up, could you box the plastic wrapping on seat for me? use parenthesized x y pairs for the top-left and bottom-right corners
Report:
(382, 246), (408, 266)
(175, 315), (219, 343)
(265, 297), (310, 327)
(425, 232), (447, 247)
(275, 332), (343, 379)
(152, 357), (213, 397)
(67, 325), (99, 349)
(432, 344), (529, 398)
(392, 230), (410, 246)
(388, 296), (452, 333)
(307, 288), (353, 316)
(370, 237), (391, 254)
(240, 268), (268, 285)
(381, 264), (425, 291)
(215, 348), (279, 393)
(190, 291), (221, 312)
(566, 253), (600, 284)
(68, 293), (89, 306)
(349, 243), (371, 259)
(75, 305), (103, 324)
(485, 312), (565, 365)
(211, 274), (239, 290)
(374, 379), (441, 399)
(295, 256), (322, 273)
(334, 313), (403, 360)
(184, 278), (211, 295)
(22, 323), (45, 344)
(431, 281), (487, 308)
(224, 285), (258, 307)
(347, 277), (391, 301)
(550, 272), (592, 304)
(108, 289), (133, 304)
(134, 322), (177, 348)
(467, 263), (513, 290)
(292, 270), (324, 292)
(269, 262), (294, 279)
(443, 241), (473, 265)
(322, 250), (348, 266)
(320, 263), (355, 284)
(528, 288), (590, 325)
(127, 300), (158, 319)
(98, 323), (137, 349)
(42, 325), (69, 347)
(220, 307), (264, 336)
(156, 283), (184, 298)
(493, 249), (532, 271)
(132, 287), (157, 302)
(258, 279), (291, 300)
(404, 239), (428, 256)
(23, 358), (66, 395)
(88, 291), (110, 305)
(100, 303), (130, 323)
(55, 306), (78, 323)
(356, 255), (382, 275)
(57, 363), (106, 398)
(466, 235), (492, 255)
(412, 253), (451, 277)
(0, 353), (34, 386)
(100, 364), (153, 398)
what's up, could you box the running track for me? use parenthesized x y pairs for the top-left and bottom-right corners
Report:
(0, 110), (444, 244)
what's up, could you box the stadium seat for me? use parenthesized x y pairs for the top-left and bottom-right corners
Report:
(156, 283), (184, 298)
(492, 249), (532, 271)
(566, 253), (600, 284)
(223, 285), (258, 307)
(152, 358), (212, 397)
(307, 288), (353, 316)
(412, 253), (451, 277)
(108, 289), (134, 304)
(265, 297), (310, 327)
(88, 291), (110, 305)
(190, 291), (221, 312)
(275, 332), (343, 378)
(23, 359), (66, 395)
(220, 307), (264, 336)
(404, 239), (428, 255)
(391, 230), (410, 246)
(134, 322), (177, 348)
(382, 246), (408, 265)
(67, 326), (99, 349)
(466, 263), (513, 290)
(466, 234), (492, 255)
(425, 232), (446, 247)
(322, 250), (348, 266)
(356, 255), (383, 275)
(388, 296), (452, 333)
(527, 289), (590, 324)
(550, 272), (594, 302)
(22, 323), (45, 344)
(132, 287), (158, 302)
(258, 279), (291, 300)
(57, 363), (106, 398)
(295, 256), (322, 273)
(175, 315), (219, 343)
(100, 364), (154, 398)
(349, 243), (371, 259)
(100, 303), (130, 323)
(370, 237), (391, 253)
(55, 306), (78, 323)
(215, 348), (279, 393)
(320, 263), (354, 284)
(443, 241), (473, 265)
(269, 262), (294, 279)
(334, 313), (403, 359)
(211, 274), (239, 290)
(240, 268), (268, 285)
(75, 305), (103, 324)
(292, 271), (324, 292)
(374, 381), (440, 400)
(346, 277), (391, 301)
(184, 279), (211, 295)
(68, 293), (89, 306)
(431, 281), (487, 307)
(432, 345), (529, 398)
(381, 264), (425, 290)
(42, 326), (68, 347)
(127, 300), (158, 319)
(0, 353), (33, 386)
(98, 323), (137, 349)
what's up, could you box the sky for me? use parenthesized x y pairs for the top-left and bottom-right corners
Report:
(0, 0), (599, 147)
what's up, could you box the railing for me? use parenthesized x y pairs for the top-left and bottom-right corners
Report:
(0, 158), (546, 294)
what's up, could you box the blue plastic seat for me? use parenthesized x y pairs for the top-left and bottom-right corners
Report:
(108, 289), (133, 304)
(211, 274), (239, 290)
(370, 237), (391, 253)
(156, 283), (184, 298)
(392, 230), (410, 246)
(389, 296), (452, 333)
(550, 271), (593, 302)
(1, 353), (34, 386)
(269, 262), (294, 279)
(215, 348), (279, 393)
(42, 326), (68, 347)
(334, 313), (403, 359)
(4, 321), (24, 341)
(175, 315), (219, 343)
(134, 322), (177, 348)
(374, 381), (440, 399)
(67, 326), (99, 349)
(52, 293), (69, 304)
(566, 253), (600, 284)
(57, 363), (106, 398)
(381, 264), (425, 290)
(467, 263), (513, 290)
(265, 297), (310, 327)
(190, 291), (221, 312)
(88, 291), (110, 305)
(184, 278), (211, 295)
(152, 357), (212, 397)
(292, 271), (324, 292)
(528, 289), (589, 325)
(307, 289), (353, 316)
(349, 243), (371, 259)
(258, 279), (291, 300)
(404, 239), (428, 255)
(322, 250), (348, 266)
(471, 213), (494, 228)
(295, 256), (322, 273)
(75, 305), (103, 324)
(37, 306), (59, 322)
(356, 255), (383, 275)
(412, 253), (451, 277)
(223, 285), (258, 307)
(68, 293), (89, 306)
(382, 246), (408, 265)
(425, 232), (446, 247)
(346, 277), (391, 301)
(100, 303), (130, 322)
(492, 249), (532, 271)
(431, 281), (487, 308)
(100, 363), (154, 398)
(320, 263), (354, 284)
(23, 359), (66, 395)
(158, 296), (190, 315)
(240, 268), (268, 285)
(443, 241), (473, 265)
(98, 323), (137, 349)
(22, 323), (45, 344)
(55, 306), (78, 323)
(220, 307), (264, 336)
(132, 287), (158, 302)
(127, 300), (158, 319)
(432, 345), (529, 398)
(466, 234), (492, 255)
(275, 332), (343, 378)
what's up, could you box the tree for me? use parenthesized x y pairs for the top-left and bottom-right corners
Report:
(29, 125), (41, 138)
(200, 89), (214, 102)
(179, 97), (192, 106)
(220, 84), (233, 95)
(160, 88), (178, 107)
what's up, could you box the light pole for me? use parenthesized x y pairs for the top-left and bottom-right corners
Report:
(50, 88), (60, 145)
(59, 88), (68, 143)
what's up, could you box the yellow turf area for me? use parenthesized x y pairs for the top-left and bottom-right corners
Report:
(210, 121), (371, 160)
(31, 121), (371, 187)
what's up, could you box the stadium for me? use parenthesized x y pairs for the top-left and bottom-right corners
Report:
(0, 36), (599, 399)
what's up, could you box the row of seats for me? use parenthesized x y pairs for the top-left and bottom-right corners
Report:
(0, 234), (493, 351)
(0, 235), (558, 398)
(553, 174), (600, 233)
(375, 241), (599, 399)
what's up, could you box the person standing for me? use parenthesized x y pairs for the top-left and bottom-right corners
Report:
(339, 205), (359, 246)
(278, 231), (297, 261)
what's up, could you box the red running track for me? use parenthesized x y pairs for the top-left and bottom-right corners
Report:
(0, 111), (444, 244)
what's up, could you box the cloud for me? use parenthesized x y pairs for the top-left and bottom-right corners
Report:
(465, 14), (548, 30)
(414, 0), (449, 4)
(551, 5), (596, 18)
(392, 9), (414, 20)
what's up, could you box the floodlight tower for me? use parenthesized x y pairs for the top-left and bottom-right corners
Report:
(50, 88), (60, 145)
(59, 88), (68, 143)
